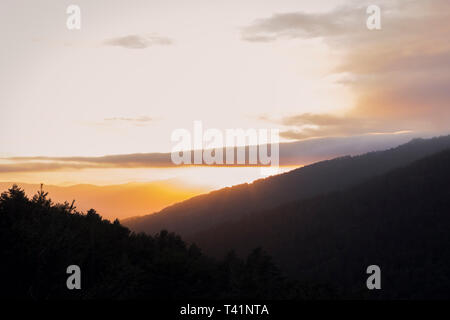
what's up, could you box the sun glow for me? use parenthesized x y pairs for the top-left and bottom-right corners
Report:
(0, 165), (301, 189)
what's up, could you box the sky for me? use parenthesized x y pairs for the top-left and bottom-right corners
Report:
(0, 0), (449, 189)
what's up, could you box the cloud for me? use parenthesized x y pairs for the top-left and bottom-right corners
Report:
(241, 0), (448, 44)
(270, 113), (387, 140)
(0, 162), (99, 173)
(4, 153), (174, 171)
(103, 116), (153, 126)
(104, 116), (152, 122)
(241, 6), (360, 42)
(103, 34), (173, 49)
(246, 0), (450, 139)
(90, 116), (155, 128)
(279, 128), (411, 141)
(281, 113), (359, 127)
(0, 132), (420, 173)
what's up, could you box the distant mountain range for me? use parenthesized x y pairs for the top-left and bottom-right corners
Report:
(0, 180), (207, 221)
(124, 135), (450, 298)
(123, 135), (450, 238)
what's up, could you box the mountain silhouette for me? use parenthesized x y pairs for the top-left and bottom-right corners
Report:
(189, 147), (450, 298)
(2, 135), (450, 299)
(0, 185), (312, 299)
(124, 135), (450, 240)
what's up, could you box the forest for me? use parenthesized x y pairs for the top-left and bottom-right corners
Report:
(190, 148), (450, 299)
(2, 136), (450, 299)
(0, 185), (330, 299)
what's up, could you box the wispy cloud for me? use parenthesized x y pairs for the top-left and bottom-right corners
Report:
(104, 116), (152, 123)
(246, 0), (450, 139)
(280, 113), (359, 127)
(103, 34), (173, 49)
(241, 6), (360, 42)
(88, 116), (155, 128)
(1, 132), (420, 173)
(265, 113), (381, 140)
(1, 153), (174, 173)
(0, 162), (99, 173)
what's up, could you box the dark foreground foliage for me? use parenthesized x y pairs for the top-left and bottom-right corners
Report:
(0, 185), (332, 299)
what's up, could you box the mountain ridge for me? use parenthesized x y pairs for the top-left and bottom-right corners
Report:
(188, 147), (450, 298)
(123, 135), (450, 238)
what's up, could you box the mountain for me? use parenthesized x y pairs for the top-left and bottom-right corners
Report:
(0, 180), (208, 221)
(123, 135), (450, 238)
(3, 137), (450, 299)
(189, 147), (450, 299)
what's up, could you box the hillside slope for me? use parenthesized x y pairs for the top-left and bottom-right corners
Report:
(191, 148), (450, 298)
(124, 135), (450, 238)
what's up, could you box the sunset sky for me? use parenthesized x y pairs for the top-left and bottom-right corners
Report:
(1, 0), (449, 195)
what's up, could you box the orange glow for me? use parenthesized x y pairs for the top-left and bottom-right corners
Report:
(0, 180), (208, 221)
(0, 165), (301, 220)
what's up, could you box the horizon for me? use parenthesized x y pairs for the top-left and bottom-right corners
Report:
(1, 0), (450, 217)
(2, 132), (449, 220)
